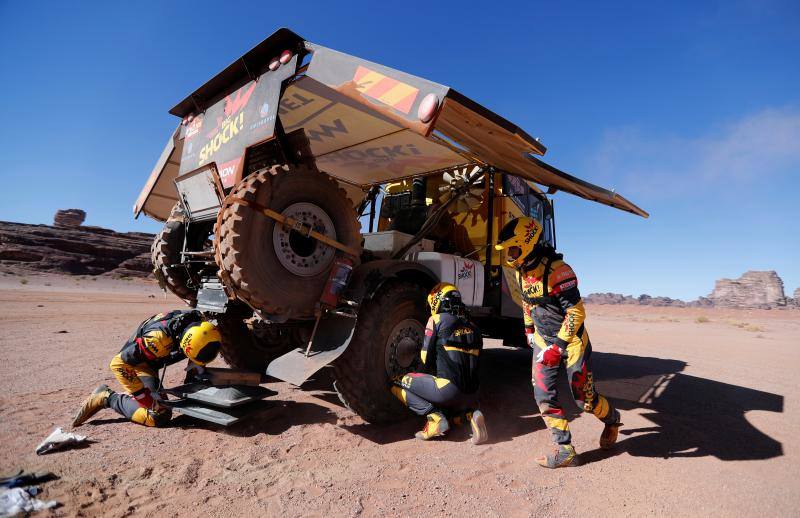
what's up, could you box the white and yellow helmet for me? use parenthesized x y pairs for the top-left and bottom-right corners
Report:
(494, 217), (543, 268)
(179, 321), (222, 365)
(427, 282), (463, 315)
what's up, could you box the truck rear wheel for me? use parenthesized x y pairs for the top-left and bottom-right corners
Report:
(217, 316), (302, 372)
(151, 204), (196, 305)
(216, 165), (361, 319)
(333, 281), (427, 424)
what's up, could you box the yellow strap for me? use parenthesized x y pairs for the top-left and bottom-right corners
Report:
(443, 345), (480, 357)
(228, 197), (360, 257)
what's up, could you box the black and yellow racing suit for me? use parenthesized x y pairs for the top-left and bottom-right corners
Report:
(107, 310), (202, 427)
(392, 312), (482, 416)
(518, 251), (619, 445)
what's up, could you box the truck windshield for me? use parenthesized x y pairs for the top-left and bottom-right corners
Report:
(502, 174), (555, 248)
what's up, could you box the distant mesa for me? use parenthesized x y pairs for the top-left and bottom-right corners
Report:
(709, 271), (787, 309)
(53, 208), (86, 228)
(586, 270), (797, 309)
(1, 210), (154, 278)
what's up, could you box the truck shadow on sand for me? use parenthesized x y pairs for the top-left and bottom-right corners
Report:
(478, 347), (784, 462)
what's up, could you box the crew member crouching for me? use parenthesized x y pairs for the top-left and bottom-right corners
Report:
(72, 310), (221, 428)
(392, 283), (488, 444)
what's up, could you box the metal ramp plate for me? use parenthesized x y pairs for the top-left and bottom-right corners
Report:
(170, 402), (254, 427)
(266, 312), (356, 386)
(168, 383), (271, 408)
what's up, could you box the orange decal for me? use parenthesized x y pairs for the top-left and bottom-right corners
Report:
(551, 265), (576, 283)
(353, 66), (419, 114)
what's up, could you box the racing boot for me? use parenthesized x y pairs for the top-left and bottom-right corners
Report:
(72, 384), (113, 427)
(600, 410), (623, 450)
(469, 410), (488, 445)
(415, 411), (449, 440)
(535, 444), (579, 468)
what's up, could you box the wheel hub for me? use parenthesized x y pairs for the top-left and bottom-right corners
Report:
(272, 202), (336, 277)
(385, 318), (424, 378)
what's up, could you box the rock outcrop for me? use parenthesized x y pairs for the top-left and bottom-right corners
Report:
(0, 213), (154, 277)
(53, 209), (86, 228)
(586, 271), (792, 309)
(584, 292), (713, 308)
(709, 271), (786, 309)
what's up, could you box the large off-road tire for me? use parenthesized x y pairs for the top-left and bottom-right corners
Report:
(216, 165), (362, 319)
(151, 204), (196, 305)
(217, 315), (302, 372)
(333, 281), (428, 424)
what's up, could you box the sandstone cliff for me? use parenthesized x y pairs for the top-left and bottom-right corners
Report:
(0, 214), (153, 278)
(586, 270), (794, 309)
(709, 271), (786, 308)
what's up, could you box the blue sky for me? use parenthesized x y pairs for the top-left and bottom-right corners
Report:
(0, 1), (798, 299)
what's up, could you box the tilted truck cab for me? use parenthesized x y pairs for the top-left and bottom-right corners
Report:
(135, 27), (647, 423)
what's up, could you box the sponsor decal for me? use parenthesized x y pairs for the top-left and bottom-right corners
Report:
(306, 118), (348, 142)
(583, 372), (595, 411)
(199, 112), (245, 163)
(185, 117), (203, 139)
(259, 102), (270, 118)
(431, 290), (444, 311)
(565, 312), (577, 336)
(524, 219), (540, 244)
(551, 265), (576, 283)
(279, 88), (334, 129)
(551, 279), (577, 295)
(180, 333), (193, 357)
(117, 366), (139, 383)
(224, 83), (257, 117)
(318, 143), (422, 165)
(353, 65), (419, 115)
(197, 82), (257, 166)
(457, 261), (474, 280)
(452, 327), (473, 337)
(218, 157), (242, 188)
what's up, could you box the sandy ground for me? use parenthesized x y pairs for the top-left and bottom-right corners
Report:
(1, 276), (799, 517)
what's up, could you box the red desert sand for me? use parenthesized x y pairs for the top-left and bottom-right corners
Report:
(1, 273), (798, 516)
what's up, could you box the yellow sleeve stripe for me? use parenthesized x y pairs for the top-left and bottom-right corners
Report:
(443, 346), (480, 356)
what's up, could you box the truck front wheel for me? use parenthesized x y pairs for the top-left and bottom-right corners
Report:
(333, 281), (427, 424)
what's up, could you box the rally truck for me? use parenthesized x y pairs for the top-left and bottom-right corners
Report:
(135, 28), (647, 424)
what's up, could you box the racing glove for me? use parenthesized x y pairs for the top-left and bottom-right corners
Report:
(536, 344), (563, 366)
(525, 326), (536, 348)
(133, 388), (155, 409)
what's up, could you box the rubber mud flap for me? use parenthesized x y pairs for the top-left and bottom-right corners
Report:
(266, 312), (356, 386)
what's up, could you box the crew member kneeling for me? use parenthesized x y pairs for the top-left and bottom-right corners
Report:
(72, 310), (221, 428)
(392, 283), (488, 444)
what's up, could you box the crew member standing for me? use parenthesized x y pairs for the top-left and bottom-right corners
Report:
(72, 310), (222, 428)
(392, 283), (488, 444)
(495, 217), (621, 468)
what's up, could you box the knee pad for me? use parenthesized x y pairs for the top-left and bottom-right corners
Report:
(131, 407), (172, 427)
